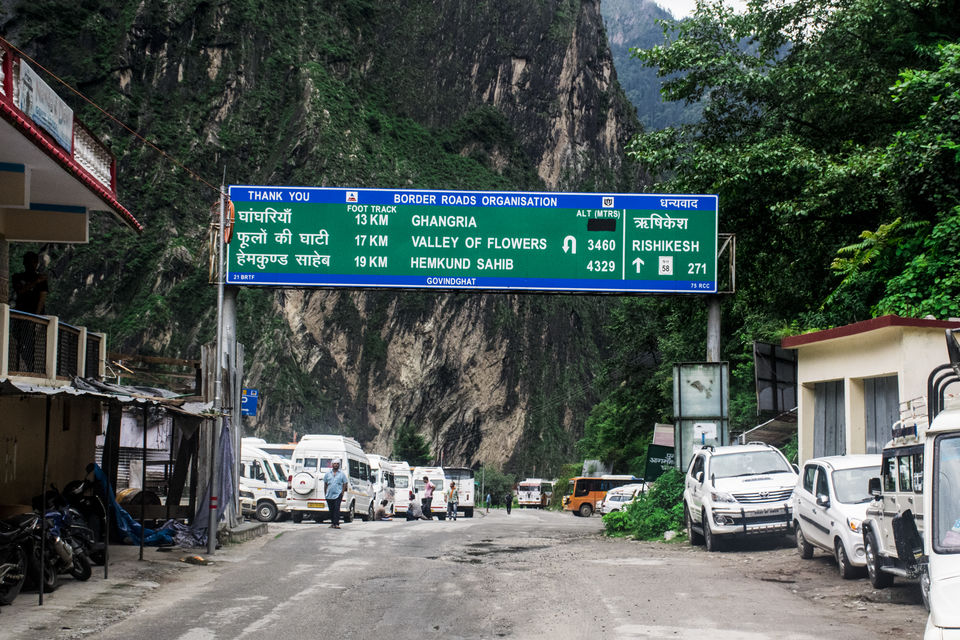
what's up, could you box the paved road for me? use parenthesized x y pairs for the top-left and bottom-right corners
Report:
(2, 509), (925, 639)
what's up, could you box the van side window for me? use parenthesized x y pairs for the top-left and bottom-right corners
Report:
(882, 454), (897, 492)
(898, 455), (913, 492)
(302, 458), (317, 470)
(253, 460), (265, 482)
(349, 460), (361, 480)
(802, 465), (816, 493)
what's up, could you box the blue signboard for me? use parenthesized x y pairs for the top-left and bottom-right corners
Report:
(241, 388), (258, 417)
(226, 186), (719, 294)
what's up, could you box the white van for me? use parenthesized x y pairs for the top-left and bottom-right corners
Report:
(239, 439), (289, 522)
(287, 435), (376, 523)
(367, 454), (396, 515)
(390, 461), (414, 515)
(412, 466), (447, 519)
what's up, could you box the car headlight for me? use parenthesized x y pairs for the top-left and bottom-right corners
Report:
(847, 517), (862, 533)
(710, 490), (737, 503)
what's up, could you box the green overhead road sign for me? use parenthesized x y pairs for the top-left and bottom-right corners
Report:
(226, 186), (718, 294)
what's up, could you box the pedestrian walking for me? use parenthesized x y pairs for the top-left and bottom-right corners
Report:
(323, 460), (349, 529)
(446, 482), (459, 521)
(486, 492), (491, 513)
(504, 490), (512, 514)
(421, 475), (436, 519)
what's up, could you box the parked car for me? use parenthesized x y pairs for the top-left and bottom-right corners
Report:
(684, 442), (798, 551)
(598, 483), (646, 515)
(861, 421), (927, 605)
(794, 454), (882, 578)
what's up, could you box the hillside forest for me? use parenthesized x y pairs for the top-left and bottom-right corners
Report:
(3, 0), (959, 478)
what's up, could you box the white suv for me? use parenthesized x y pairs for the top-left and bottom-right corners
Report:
(684, 443), (798, 551)
(793, 454), (881, 578)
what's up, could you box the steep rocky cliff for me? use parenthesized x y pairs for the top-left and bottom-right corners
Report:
(3, 0), (641, 475)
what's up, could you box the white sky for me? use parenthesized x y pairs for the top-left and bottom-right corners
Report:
(653, 0), (748, 18)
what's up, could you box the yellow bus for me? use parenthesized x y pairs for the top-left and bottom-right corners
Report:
(562, 475), (639, 517)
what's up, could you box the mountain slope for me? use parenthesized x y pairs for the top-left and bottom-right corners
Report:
(2, 0), (642, 474)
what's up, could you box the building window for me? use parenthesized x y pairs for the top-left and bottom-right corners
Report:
(814, 380), (846, 457)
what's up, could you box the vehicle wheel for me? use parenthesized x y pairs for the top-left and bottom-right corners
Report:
(439, 513), (446, 521)
(835, 539), (859, 579)
(703, 510), (722, 552)
(28, 546), (58, 593)
(0, 544), (27, 605)
(291, 511), (303, 524)
(685, 505), (704, 546)
(69, 551), (92, 582)
(343, 503), (355, 523)
(578, 502), (593, 518)
(256, 501), (278, 523)
(365, 503), (375, 522)
(465, 508), (473, 518)
(920, 564), (931, 611)
(864, 529), (893, 588)
(796, 526), (814, 559)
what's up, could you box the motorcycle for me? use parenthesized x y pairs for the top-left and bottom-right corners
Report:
(27, 487), (95, 590)
(0, 520), (28, 605)
(62, 476), (107, 565)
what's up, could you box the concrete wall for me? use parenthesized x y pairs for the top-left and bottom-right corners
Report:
(793, 325), (954, 464)
(0, 394), (103, 507)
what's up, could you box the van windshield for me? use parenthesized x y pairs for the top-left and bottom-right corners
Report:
(832, 466), (881, 503)
(710, 451), (792, 478)
(935, 434), (960, 554)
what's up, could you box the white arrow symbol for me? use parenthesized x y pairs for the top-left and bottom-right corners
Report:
(563, 236), (577, 254)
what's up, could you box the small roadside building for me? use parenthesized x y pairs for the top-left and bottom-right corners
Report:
(782, 315), (960, 465)
(0, 40), (143, 509)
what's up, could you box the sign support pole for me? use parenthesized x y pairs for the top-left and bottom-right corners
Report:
(706, 297), (721, 362)
(208, 181), (226, 556)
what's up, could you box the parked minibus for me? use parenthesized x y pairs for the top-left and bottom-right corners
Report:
(443, 467), (476, 517)
(563, 475), (639, 517)
(390, 461), (414, 515)
(239, 438), (289, 522)
(412, 466), (447, 519)
(287, 435), (376, 523)
(368, 454), (396, 514)
(517, 478), (554, 508)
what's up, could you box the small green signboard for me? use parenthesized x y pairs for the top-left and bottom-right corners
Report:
(227, 186), (718, 294)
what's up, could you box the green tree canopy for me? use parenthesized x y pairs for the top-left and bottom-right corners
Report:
(391, 423), (431, 466)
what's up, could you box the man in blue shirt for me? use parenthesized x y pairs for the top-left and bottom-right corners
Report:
(323, 460), (349, 529)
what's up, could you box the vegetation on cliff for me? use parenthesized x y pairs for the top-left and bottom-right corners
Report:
(577, 0), (960, 474)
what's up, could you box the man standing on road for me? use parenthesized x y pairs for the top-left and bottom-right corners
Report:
(505, 490), (512, 514)
(323, 460), (349, 529)
(486, 492), (491, 513)
(445, 482), (459, 521)
(421, 476), (436, 520)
